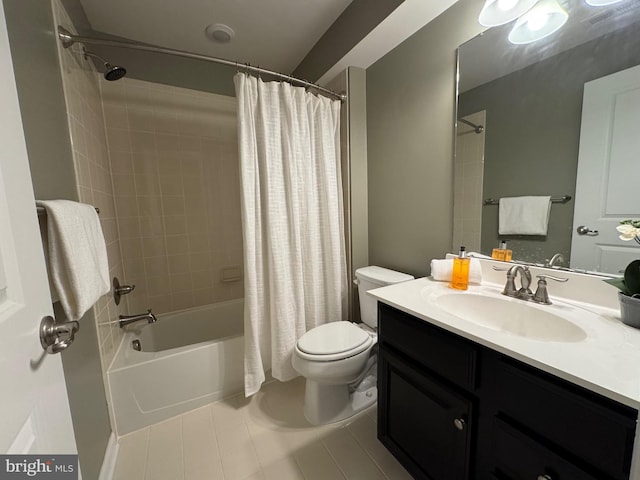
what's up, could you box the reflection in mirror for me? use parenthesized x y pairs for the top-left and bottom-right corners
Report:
(455, 0), (640, 274)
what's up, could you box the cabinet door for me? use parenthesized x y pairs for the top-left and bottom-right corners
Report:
(378, 345), (473, 480)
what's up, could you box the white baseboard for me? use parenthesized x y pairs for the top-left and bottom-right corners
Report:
(98, 432), (119, 480)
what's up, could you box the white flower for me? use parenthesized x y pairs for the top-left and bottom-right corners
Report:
(616, 224), (640, 241)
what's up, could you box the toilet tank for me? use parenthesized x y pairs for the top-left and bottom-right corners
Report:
(355, 266), (414, 328)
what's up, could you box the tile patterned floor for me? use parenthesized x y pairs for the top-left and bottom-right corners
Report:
(113, 378), (413, 480)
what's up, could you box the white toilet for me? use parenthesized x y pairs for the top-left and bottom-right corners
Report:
(292, 266), (414, 425)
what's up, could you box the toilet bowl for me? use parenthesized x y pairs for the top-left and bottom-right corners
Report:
(292, 266), (414, 425)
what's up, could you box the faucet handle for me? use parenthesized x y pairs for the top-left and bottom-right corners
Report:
(533, 274), (568, 305)
(113, 276), (136, 306)
(537, 274), (568, 283)
(492, 266), (511, 272)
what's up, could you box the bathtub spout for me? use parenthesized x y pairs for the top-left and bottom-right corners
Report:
(119, 309), (157, 328)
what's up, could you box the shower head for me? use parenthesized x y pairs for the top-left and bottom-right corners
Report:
(104, 64), (127, 81)
(83, 49), (127, 81)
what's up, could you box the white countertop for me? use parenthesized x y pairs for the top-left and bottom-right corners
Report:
(369, 276), (640, 409)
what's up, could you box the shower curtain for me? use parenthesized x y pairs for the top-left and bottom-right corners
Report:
(234, 73), (348, 396)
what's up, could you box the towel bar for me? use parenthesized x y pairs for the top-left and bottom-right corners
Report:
(37, 205), (100, 215)
(483, 195), (571, 206)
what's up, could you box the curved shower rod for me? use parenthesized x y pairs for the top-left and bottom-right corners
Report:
(57, 26), (347, 102)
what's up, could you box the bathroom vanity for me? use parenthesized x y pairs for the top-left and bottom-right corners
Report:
(370, 271), (640, 480)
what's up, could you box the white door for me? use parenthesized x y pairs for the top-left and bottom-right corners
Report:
(0, 1), (77, 458)
(570, 64), (640, 274)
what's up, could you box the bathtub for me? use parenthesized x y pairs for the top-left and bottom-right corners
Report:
(108, 299), (244, 436)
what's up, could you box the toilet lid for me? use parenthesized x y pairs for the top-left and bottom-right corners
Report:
(297, 321), (370, 356)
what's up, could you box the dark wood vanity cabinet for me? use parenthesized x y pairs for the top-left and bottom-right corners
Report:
(377, 303), (638, 480)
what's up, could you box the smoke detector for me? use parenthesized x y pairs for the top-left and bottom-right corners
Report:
(205, 24), (235, 43)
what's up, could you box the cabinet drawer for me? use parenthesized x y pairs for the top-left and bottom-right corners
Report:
(379, 303), (478, 390)
(492, 417), (599, 480)
(491, 356), (636, 480)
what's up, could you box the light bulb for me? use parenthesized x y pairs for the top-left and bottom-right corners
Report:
(478, 0), (538, 27)
(508, 0), (568, 44)
(527, 11), (549, 31)
(497, 0), (518, 11)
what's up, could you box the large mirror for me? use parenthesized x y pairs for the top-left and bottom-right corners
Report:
(455, 0), (640, 275)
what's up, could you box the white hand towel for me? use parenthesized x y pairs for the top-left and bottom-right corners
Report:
(37, 200), (110, 321)
(499, 196), (551, 235)
(430, 258), (483, 284)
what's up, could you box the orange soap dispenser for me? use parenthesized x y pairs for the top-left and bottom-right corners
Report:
(492, 240), (512, 261)
(451, 246), (470, 291)
(501, 241), (512, 262)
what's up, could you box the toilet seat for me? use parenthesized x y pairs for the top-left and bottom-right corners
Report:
(296, 321), (373, 362)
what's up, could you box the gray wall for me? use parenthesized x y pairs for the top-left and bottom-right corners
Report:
(366, 0), (484, 278)
(3, 0), (77, 200)
(347, 67), (368, 322)
(459, 22), (640, 263)
(92, 40), (238, 96)
(325, 67), (368, 323)
(3, 2), (111, 478)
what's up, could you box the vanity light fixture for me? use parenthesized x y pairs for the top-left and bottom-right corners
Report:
(585, 0), (625, 5)
(508, 0), (568, 44)
(478, 0), (539, 27)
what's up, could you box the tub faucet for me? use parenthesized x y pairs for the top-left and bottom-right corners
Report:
(119, 309), (157, 328)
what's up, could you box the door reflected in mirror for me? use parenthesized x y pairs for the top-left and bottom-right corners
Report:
(455, 0), (640, 274)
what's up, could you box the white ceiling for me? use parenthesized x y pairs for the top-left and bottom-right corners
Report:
(79, 0), (461, 82)
(79, 0), (354, 74)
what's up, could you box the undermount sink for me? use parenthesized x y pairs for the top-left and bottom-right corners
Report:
(431, 291), (587, 342)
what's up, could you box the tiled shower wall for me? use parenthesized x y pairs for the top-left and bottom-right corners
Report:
(452, 110), (486, 253)
(54, 0), (127, 371)
(101, 78), (243, 315)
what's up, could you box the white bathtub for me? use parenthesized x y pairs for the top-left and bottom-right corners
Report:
(108, 299), (244, 436)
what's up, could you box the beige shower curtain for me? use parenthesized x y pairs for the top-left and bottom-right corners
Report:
(234, 73), (348, 397)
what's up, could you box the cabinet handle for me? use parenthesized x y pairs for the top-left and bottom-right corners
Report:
(453, 418), (465, 431)
(537, 475), (552, 480)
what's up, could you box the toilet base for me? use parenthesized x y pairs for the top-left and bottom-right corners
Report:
(303, 376), (377, 426)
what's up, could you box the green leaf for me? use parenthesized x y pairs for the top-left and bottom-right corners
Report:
(604, 276), (630, 296)
(624, 259), (640, 296)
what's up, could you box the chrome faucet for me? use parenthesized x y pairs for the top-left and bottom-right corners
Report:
(119, 309), (157, 328)
(502, 265), (533, 301)
(495, 264), (569, 305)
(545, 253), (565, 268)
